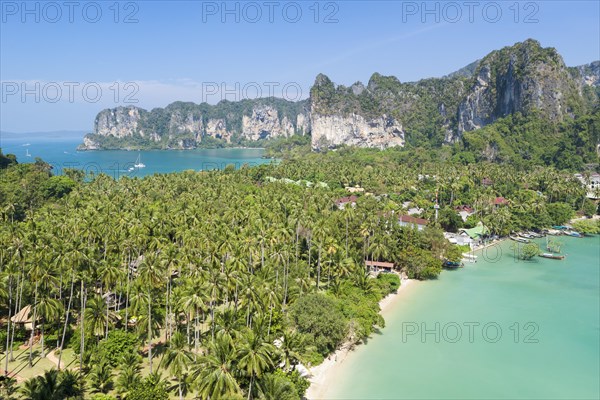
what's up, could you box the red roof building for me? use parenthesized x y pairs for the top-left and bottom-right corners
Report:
(365, 260), (395, 270)
(335, 195), (358, 209)
(398, 215), (428, 230)
(494, 197), (508, 206)
(455, 205), (474, 213)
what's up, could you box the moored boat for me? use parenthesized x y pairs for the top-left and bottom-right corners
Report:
(538, 253), (565, 260)
(563, 230), (583, 238)
(443, 260), (463, 269)
(510, 235), (530, 243)
(461, 253), (477, 263)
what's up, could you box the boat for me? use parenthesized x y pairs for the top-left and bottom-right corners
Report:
(25, 148), (31, 157)
(443, 259), (463, 269)
(528, 231), (544, 238)
(510, 235), (530, 243)
(134, 154), (146, 169)
(552, 225), (568, 231)
(518, 232), (535, 239)
(538, 253), (565, 260)
(461, 253), (477, 263)
(128, 154), (146, 171)
(563, 230), (582, 238)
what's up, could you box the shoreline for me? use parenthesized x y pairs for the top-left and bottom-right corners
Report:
(304, 239), (505, 399)
(305, 277), (417, 400)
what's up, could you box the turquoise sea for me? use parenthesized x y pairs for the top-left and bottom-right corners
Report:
(0, 134), (272, 177)
(323, 237), (600, 400)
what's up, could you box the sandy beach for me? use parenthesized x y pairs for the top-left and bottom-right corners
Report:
(305, 277), (417, 400)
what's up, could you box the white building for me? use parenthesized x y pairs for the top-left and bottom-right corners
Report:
(575, 173), (600, 199)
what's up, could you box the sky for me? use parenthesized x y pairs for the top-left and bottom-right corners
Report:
(0, 0), (599, 133)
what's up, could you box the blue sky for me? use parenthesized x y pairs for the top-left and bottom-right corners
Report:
(1, 0), (599, 133)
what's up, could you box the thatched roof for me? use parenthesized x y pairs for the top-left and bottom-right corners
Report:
(11, 305), (33, 324)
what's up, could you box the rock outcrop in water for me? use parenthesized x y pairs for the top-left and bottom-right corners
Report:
(80, 39), (599, 151)
(81, 99), (310, 150)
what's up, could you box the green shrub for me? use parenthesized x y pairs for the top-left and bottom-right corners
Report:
(97, 330), (140, 367)
(289, 293), (347, 356)
(546, 202), (574, 225)
(375, 273), (401, 295)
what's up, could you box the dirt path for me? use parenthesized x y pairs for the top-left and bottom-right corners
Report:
(45, 349), (64, 370)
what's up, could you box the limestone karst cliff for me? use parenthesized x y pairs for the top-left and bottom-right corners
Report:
(80, 40), (599, 151)
(81, 99), (310, 150)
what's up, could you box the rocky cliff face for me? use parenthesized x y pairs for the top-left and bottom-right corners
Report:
(309, 71), (465, 150)
(241, 105), (296, 141)
(81, 40), (598, 151)
(80, 99), (310, 150)
(311, 113), (404, 149)
(574, 61), (600, 87)
(457, 39), (581, 134)
(95, 106), (145, 138)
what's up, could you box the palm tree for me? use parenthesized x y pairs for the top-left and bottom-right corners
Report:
(178, 279), (208, 356)
(19, 369), (83, 400)
(116, 354), (142, 397)
(57, 369), (84, 399)
(163, 331), (193, 400)
(137, 254), (165, 374)
(279, 329), (305, 373)
(237, 329), (277, 400)
(84, 295), (112, 339)
(98, 261), (122, 339)
(36, 295), (63, 358)
(88, 361), (113, 394)
(256, 373), (299, 400)
(193, 332), (242, 400)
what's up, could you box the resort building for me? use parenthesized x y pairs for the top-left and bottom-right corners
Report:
(365, 260), (395, 272)
(401, 201), (423, 215)
(455, 205), (475, 222)
(458, 223), (489, 248)
(345, 186), (365, 193)
(398, 215), (428, 231)
(335, 195), (358, 210)
(445, 231), (475, 248)
(574, 172), (600, 199)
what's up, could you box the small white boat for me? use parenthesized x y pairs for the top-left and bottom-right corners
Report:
(462, 253), (478, 263)
(518, 232), (535, 239)
(25, 149), (31, 157)
(133, 154), (145, 169)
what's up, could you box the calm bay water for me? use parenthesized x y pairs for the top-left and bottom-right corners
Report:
(1, 136), (272, 177)
(324, 237), (600, 400)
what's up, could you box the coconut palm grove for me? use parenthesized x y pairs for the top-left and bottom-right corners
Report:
(1, 139), (599, 399)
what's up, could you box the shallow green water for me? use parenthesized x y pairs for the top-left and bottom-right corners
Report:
(324, 237), (600, 400)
